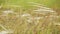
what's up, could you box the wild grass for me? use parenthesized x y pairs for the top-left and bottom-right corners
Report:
(0, 1), (60, 34)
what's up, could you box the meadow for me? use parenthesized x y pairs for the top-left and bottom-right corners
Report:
(0, 0), (60, 34)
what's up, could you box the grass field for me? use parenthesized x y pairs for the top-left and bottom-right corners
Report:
(0, 0), (60, 34)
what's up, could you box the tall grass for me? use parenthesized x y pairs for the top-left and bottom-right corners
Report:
(0, 1), (60, 34)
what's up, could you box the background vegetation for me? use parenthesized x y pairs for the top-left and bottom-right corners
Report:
(0, 0), (60, 34)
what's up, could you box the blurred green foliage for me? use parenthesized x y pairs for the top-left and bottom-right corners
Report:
(0, 0), (60, 9)
(0, 0), (55, 6)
